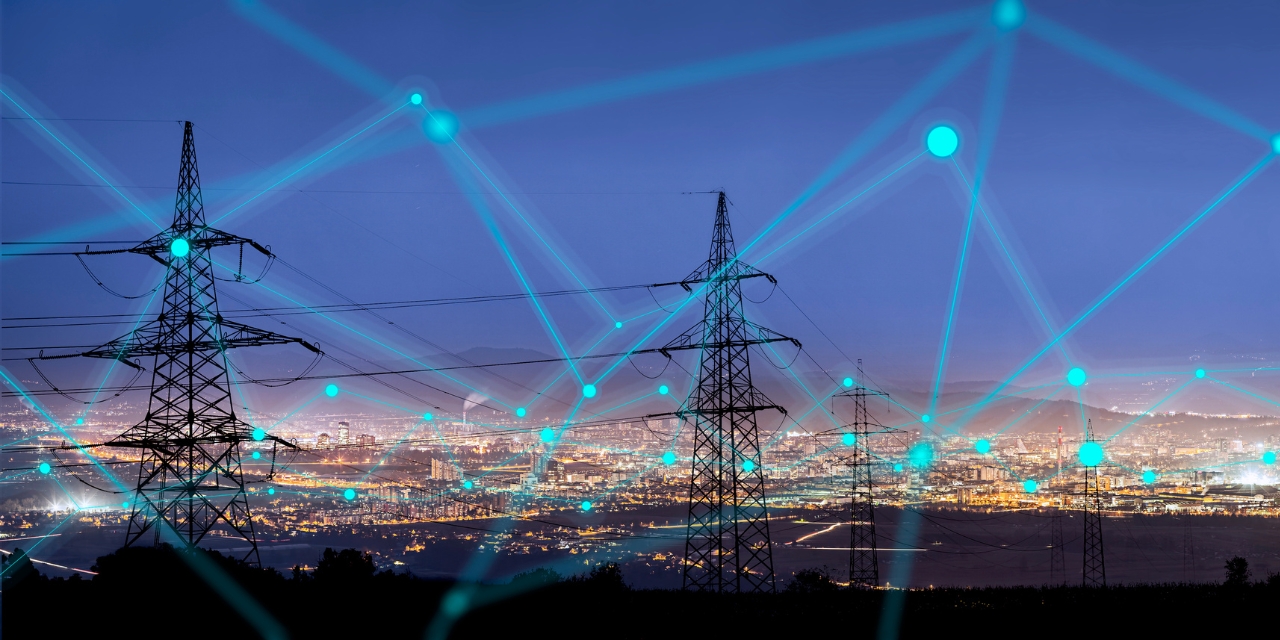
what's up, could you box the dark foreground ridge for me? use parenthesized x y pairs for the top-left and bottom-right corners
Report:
(4, 545), (1279, 638)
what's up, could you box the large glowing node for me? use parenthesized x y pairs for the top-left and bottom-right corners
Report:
(122, 501), (130, 508)
(893, 463), (904, 472)
(742, 460), (757, 472)
(252, 451), (261, 460)
(909, 442), (934, 468)
(424, 110), (459, 143)
(325, 383), (339, 397)
(658, 385), (669, 395)
(921, 414), (931, 423)
(252, 427), (265, 441)
(410, 93), (423, 105)
(38, 462), (51, 474)
(843, 433), (856, 447)
(267, 488), (275, 496)
(991, 0), (1026, 30)
(926, 126), (958, 157)
(581, 501), (593, 511)
(463, 480), (474, 489)
(170, 237), (190, 258)
(343, 488), (356, 501)
(423, 412), (434, 421)
(1023, 479), (1038, 493)
(614, 321), (623, 329)
(662, 451), (677, 465)
(1195, 369), (1205, 378)
(1078, 441), (1104, 467)
(515, 407), (527, 418)
(582, 384), (597, 398)
(75, 418), (84, 425)
(1264, 451), (1277, 465)
(1067, 367), (1087, 386)
(1142, 469), (1157, 484)
(540, 428), (555, 443)
(1272, 133), (1280, 155)
(975, 439), (991, 454)
(842, 377), (854, 388)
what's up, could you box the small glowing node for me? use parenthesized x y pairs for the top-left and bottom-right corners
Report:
(921, 414), (931, 423)
(742, 460), (756, 472)
(1263, 451), (1277, 465)
(267, 488), (275, 496)
(1272, 133), (1280, 155)
(410, 93), (423, 105)
(926, 126), (958, 157)
(975, 439), (991, 454)
(540, 428), (555, 443)
(325, 383), (339, 397)
(424, 110), (459, 143)
(1023, 479), (1038, 493)
(122, 501), (130, 509)
(463, 480), (474, 489)
(582, 384), (597, 398)
(662, 451), (677, 465)
(1078, 441), (1104, 467)
(1067, 367), (1087, 386)
(516, 407), (527, 418)
(75, 418), (84, 425)
(842, 377), (853, 388)
(170, 238), (190, 258)
(423, 412), (434, 421)
(991, 0), (1025, 30)
(1142, 470), (1156, 484)
(343, 488), (356, 501)
(38, 462), (51, 474)
(252, 427), (265, 441)
(658, 385), (669, 395)
(909, 442), (934, 468)
(1195, 369), (1205, 379)
(893, 463), (904, 473)
(842, 433), (856, 447)
(581, 501), (593, 512)
(252, 451), (262, 460)
(614, 321), (623, 329)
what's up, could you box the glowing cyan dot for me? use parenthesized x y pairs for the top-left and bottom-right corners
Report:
(1078, 441), (1104, 467)
(1142, 470), (1157, 484)
(658, 385), (669, 395)
(1195, 369), (1205, 379)
(893, 463), (904, 473)
(1023, 479), (1038, 494)
(921, 414), (931, 424)
(252, 427), (266, 441)
(581, 501), (593, 512)
(582, 384), (597, 398)
(842, 377), (854, 388)
(267, 488), (275, 496)
(991, 0), (1026, 30)
(1272, 133), (1280, 155)
(343, 488), (356, 501)
(122, 501), (130, 509)
(926, 126), (959, 157)
(909, 442), (934, 468)
(170, 237), (190, 258)
(614, 321), (623, 329)
(75, 418), (84, 425)
(743, 460), (756, 473)
(325, 384), (339, 397)
(515, 407), (527, 418)
(662, 451), (676, 465)
(423, 412), (434, 421)
(463, 480), (474, 489)
(540, 428), (555, 443)
(424, 110), (459, 143)
(410, 93), (423, 105)
(842, 433), (856, 447)
(1067, 367), (1087, 386)
(975, 439), (991, 454)
(38, 462), (51, 474)
(1263, 451), (1277, 465)
(252, 451), (262, 460)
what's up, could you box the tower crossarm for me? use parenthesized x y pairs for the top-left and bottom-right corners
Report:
(658, 320), (800, 356)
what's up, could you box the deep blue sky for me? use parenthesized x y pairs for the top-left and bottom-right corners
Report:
(3, 1), (1280, 418)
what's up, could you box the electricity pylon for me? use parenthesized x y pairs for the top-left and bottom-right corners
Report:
(659, 191), (797, 593)
(1082, 419), (1106, 587)
(836, 360), (886, 588)
(1049, 506), (1065, 585)
(49, 122), (319, 563)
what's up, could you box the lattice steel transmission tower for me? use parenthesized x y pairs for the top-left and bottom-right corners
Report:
(1082, 419), (1106, 587)
(659, 191), (797, 593)
(1049, 507), (1065, 585)
(835, 360), (886, 588)
(51, 122), (319, 563)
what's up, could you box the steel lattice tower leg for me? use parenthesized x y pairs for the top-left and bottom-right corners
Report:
(1082, 419), (1106, 587)
(666, 192), (794, 593)
(846, 362), (880, 588)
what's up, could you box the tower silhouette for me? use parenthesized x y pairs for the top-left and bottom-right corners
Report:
(55, 123), (319, 563)
(1049, 506), (1066, 585)
(659, 191), (797, 593)
(837, 360), (885, 588)
(1082, 419), (1106, 587)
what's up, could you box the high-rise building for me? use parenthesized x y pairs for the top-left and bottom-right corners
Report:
(431, 458), (460, 482)
(356, 434), (376, 448)
(317, 433), (331, 449)
(337, 422), (350, 446)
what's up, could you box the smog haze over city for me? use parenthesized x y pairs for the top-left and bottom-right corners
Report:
(3, 1), (1280, 637)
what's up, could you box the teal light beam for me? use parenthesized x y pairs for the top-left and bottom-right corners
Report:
(951, 152), (1275, 430)
(0, 87), (162, 230)
(992, 383), (1066, 437)
(1206, 376), (1280, 412)
(1026, 13), (1273, 143)
(1104, 377), (1195, 443)
(929, 29), (1017, 418)
(0, 509), (80, 578)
